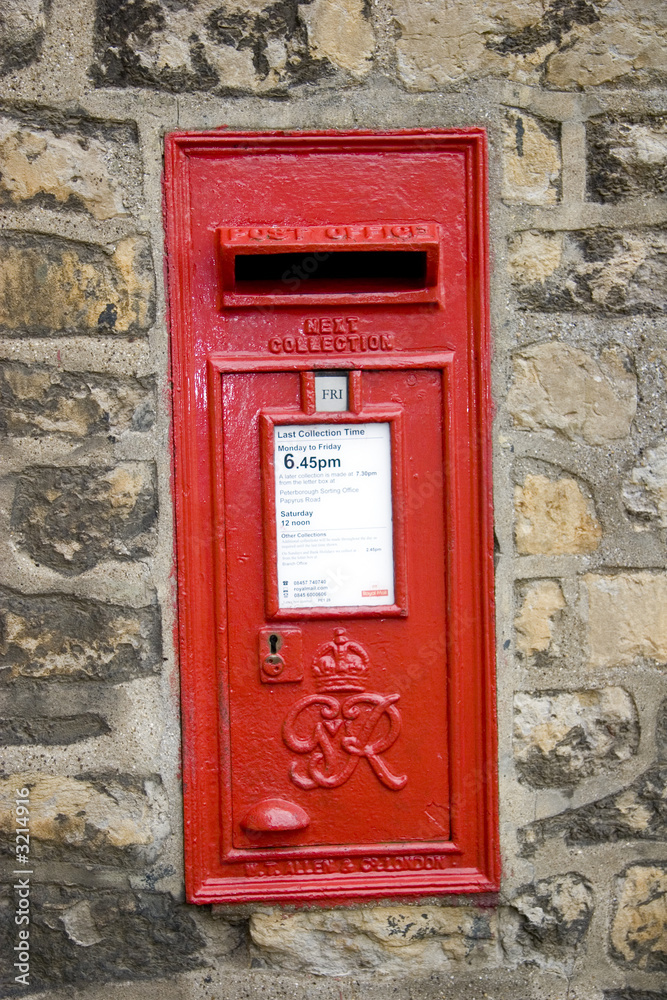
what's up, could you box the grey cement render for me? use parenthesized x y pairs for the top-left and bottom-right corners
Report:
(0, 1), (666, 998)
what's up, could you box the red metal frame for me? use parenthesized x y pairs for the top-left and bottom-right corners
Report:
(164, 130), (498, 905)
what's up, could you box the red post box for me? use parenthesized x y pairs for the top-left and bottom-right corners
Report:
(164, 130), (498, 904)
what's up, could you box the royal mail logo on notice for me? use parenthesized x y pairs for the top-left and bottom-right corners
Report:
(362, 589), (389, 598)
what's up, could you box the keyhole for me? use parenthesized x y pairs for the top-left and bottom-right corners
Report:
(269, 634), (279, 654)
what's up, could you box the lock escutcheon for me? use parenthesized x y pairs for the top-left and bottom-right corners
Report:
(258, 627), (303, 684)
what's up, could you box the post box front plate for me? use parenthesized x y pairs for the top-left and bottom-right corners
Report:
(164, 130), (498, 904)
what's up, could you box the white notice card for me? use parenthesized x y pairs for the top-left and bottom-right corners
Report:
(274, 422), (394, 608)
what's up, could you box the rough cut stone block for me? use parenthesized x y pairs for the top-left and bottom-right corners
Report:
(0, 362), (155, 438)
(11, 462), (158, 575)
(0, 885), (204, 988)
(0, 233), (155, 335)
(657, 699), (667, 761)
(91, 0), (374, 93)
(503, 873), (593, 970)
(510, 228), (667, 315)
(508, 230), (564, 286)
(299, 0), (374, 78)
(507, 344), (637, 445)
(0, 0), (48, 75)
(623, 438), (667, 527)
(588, 115), (667, 204)
(515, 579), (565, 657)
(520, 764), (667, 854)
(546, 2), (667, 89)
(0, 773), (169, 862)
(392, 0), (582, 89)
(0, 713), (110, 745)
(515, 475), (601, 555)
(503, 108), (561, 205)
(514, 688), (639, 788)
(604, 991), (667, 1000)
(392, 1), (667, 91)
(250, 906), (498, 975)
(0, 112), (142, 220)
(0, 587), (162, 682)
(610, 864), (667, 971)
(585, 573), (667, 668)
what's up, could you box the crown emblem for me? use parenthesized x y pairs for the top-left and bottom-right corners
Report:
(312, 628), (370, 692)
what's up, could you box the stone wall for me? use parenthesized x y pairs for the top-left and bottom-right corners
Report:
(0, 2), (666, 999)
